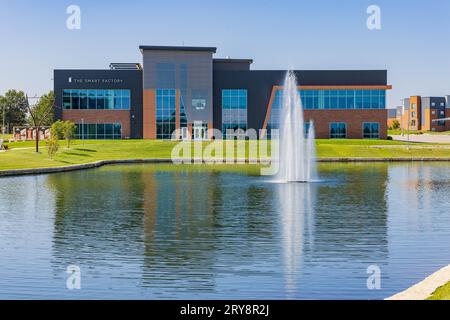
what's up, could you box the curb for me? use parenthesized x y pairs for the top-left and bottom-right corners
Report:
(1, 157), (450, 178)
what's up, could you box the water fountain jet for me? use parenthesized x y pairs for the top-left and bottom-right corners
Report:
(276, 71), (316, 183)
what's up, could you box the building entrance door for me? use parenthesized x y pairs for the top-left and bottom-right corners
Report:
(193, 122), (206, 140)
(181, 127), (188, 140)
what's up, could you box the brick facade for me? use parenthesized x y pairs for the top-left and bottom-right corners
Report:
(304, 109), (388, 139)
(62, 110), (131, 138)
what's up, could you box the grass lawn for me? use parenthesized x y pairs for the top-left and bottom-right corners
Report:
(0, 134), (13, 141)
(1, 138), (450, 171)
(388, 129), (450, 136)
(427, 282), (450, 300)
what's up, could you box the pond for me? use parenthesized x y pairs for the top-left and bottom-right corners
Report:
(0, 162), (449, 299)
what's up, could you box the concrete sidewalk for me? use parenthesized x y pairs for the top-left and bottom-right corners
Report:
(387, 264), (450, 300)
(392, 134), (450, 144)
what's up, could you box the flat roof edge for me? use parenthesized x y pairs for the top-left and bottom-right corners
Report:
(139, 45), (217, 53)
(213, 58), (253, 64)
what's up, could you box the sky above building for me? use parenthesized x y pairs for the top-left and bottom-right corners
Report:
(1, 0), (449, 108)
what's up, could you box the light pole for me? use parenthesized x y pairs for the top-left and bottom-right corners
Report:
(2, 102), (5, 139)
(407, 102), (411, 150)
(81, 118), (84, 147)
(401, 99), (404, 137)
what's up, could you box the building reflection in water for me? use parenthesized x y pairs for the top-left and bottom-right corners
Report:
(46, 163), (392, 299)
(385, 163), (450, 294)
(141, 167), (221, 295)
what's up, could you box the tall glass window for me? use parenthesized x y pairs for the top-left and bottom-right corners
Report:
(222, 89), (248, 139)
(62, 89), (131, 110)
(267, 90), (283, 137)
(301, 89), (385, 109)
(75, 123), (122, 140)
(156, 89), (176, 139)
(268, 88), (386, 113)
(179, 95), (188, 129)
(363, 122), (380, 139)
(330, 122), (347, 139)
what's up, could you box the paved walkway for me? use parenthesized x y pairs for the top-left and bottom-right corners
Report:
(392, 134), (450, 144)
(386, 264), (450, 300)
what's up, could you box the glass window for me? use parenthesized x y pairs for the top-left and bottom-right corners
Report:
(222, 89), (248, 139)
(330, 122), (347, 139)
(71, 90), (80, 109)
(156, 88), (177, 139)
(80, 90), (88, 109)
(74, 123), (122, 140)
(363, 122), (380, 139)
(61, 89), (131, 110)
(96, 90), (105, 109)
(88, 90), (96, 109)
(63, 90), (71, 109)
(114, 91), (123, 110)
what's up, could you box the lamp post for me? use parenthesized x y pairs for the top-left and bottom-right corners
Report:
(401, 99), (404, 137)
(81, 118), (84, 147)
(407, 102), (411, 150)
(2, 102), (5, 139)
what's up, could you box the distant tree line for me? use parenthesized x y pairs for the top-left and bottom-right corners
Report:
(0, 89), (54, 133)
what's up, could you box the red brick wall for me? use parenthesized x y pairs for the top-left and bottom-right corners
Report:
(303, 109), (388, 139)
(446, 109), (450, 131)
(62, 110), (131, 138)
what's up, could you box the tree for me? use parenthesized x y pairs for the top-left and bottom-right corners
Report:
(51, 120), (65, 140)
(47, 133), (59, 159)
(392, 119), (400, 130)
(29, 91), (54, 126)
(0, 90), (28, 133)
(26, 94), (55, 153)
(62, 121), (76, 148)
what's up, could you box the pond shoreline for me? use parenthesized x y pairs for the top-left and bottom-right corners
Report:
(1, 157), (450, 177)
(386, 264), (450, 300)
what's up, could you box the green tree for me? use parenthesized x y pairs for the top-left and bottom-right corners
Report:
(392, 119), (400, 130)
(29, 91), (54, 126)
(47, 134), (59, 159)
(62, 121), (76, 148)
(51, 120), (65, 140)
(26, 94), (55, 153)
(0, 90), (28, 134)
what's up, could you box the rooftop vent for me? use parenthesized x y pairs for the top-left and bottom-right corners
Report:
(109, 63), (142, 70)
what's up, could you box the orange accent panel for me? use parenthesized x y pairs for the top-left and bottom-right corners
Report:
(143, 89), (156, 139)
(261, 86), (278, 137)
(272, 85), (392, 90)
(207, 122), (214, 139)
(187, 123), (193, 141)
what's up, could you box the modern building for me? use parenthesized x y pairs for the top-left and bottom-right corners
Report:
(397, 96), (450, 132)
(54, 45), (392, 140)
(387, 108), (398, 128)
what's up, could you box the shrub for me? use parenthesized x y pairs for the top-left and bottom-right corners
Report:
(62, 121), (76, 148)
(392, 120), (400, 130)
(51, 120), (65, 140)
(47, 135), (59, 159)
(386, 136), (393, 140)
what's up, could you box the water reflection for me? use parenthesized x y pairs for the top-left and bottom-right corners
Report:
(1, 163), (450, 299)
(385, 163), (450, 295)
(140, 169), (220, 294)
(277, 182), (315, 296)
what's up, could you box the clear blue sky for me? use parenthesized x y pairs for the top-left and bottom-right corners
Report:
(1, 0), (449, 108)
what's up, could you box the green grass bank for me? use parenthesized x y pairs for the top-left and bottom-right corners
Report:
(1, 139), (450, 171)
